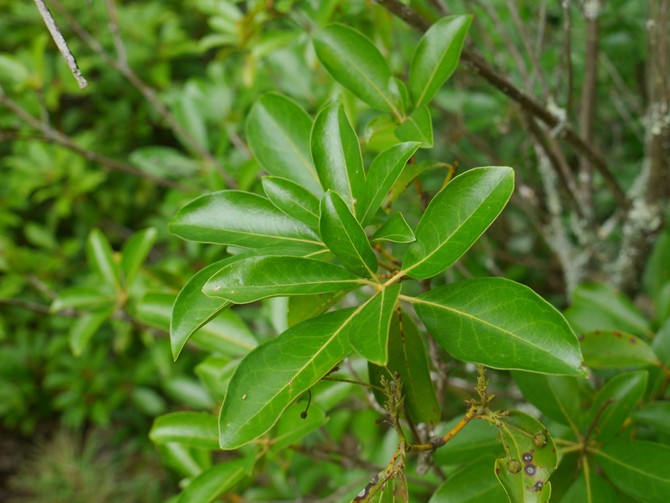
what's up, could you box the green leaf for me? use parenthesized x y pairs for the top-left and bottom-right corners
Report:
(633, 402), (670, 435)
(319, 191), (378, 278)
(579, 330), (659, 369)
(495, 410), (557, 502)
(87, 229), (122, 291)
(246, 93), (321, 195)
(270, 400), (328, 452)
(359, 142), (421, 226)
(568, 283), (652, 337)
(346, 284), (400, 365)
(313, 24), (404, 117)
(50, 285), (116, 312)
(409, 15), (473, 108)
(433, 419), (502, 466)
(158, 443), (209, 478)
(430, 457), (508, 503)
(170, 191), (322, 250)
(137, 292), (257, 358)
(262, 176), (320, 229)
(587, 370), (647, 442)
(311, 103), (365, 212)
(150, 412), (218, 449)
(219, 309), (355, 449)
(178, 457), (253, 503)
(369, 310), (441, 426)
(559, 473), (618, 503)
(384, 159), (450, 208)
(69, 305), (115, 356)
(203, 256), (363, 304)
(121, 227), (158, 287)
(395, 105), (433, 148)
(594, 440), (670, 502)
(287, 291), (348, 327)
(371, 213), (415, 243)
(403, 167), (514, 279)
(512, 372), (584, 430)
(414, 278), (585, 376)
(650, 320), (670, 396)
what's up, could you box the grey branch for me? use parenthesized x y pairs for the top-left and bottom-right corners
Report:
(33, 0), (88, 89)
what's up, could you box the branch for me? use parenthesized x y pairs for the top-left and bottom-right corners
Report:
(0, 90), (191, 192)
(33, 0), (88, 89)
(374, 0), (629, 209)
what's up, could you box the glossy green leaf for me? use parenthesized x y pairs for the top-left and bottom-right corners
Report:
(262, 176), (320, 229)
(246, 93), (321, 194)
(409, 15), (472, 108)
(311, 103), (365, 212)
(346, 284), (400, 365)
(50, 285), (115, 312)
(69, 305), (115, 356)
(430, 457), (507, 503)
(170, 191), (322, 249)
(395, 105), (433, 148)
(369, 310), (441, 425)
(219, 308), (355, 449)
(178, 457), (253, 503)
(414, 278), (585, 376)
(433, 419), (502, 466)
(203, 256), (363, 304)
(287, 291), (347, 327)
(371, 213), (415, 243)
(559, 473), (618, 503)
(86, 228), (121, 290)
(594, 440), (670, 502)
(319, 191), (378, 278)
(634, 402), (670, 435)
(313, 24), (404, 117)
(150, 412), (218, 449)
(569, 283), (652, 337)
(588, 370), (647, 442)
(403, 167), (514, 279)
(138, 292), (257, 358)
(270, 400), (328, 452)
(359, 142), (421, 226)
(579, 330), (659, 369)
(120, 227), (158, 287)
(495, 410), (557, 502)
(512, 372), (584, 429)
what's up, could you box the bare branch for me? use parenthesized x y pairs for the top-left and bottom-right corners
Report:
(33, 0), (88, 89)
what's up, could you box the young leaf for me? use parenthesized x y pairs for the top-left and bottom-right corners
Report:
(395, 105), (434, 148)
(559, 473), (618, 503)
(319, 191), (378, 278)
(587, 370), (647, 442)
(262, 176), (320, 229)
(430, 456), (507, 503)
(120, 227), (158, 287)
(594, 440), (670, 502)
(371, 213), (415, 243)
(170, 191), (322, 250)
(150, 412), (218, 449)
(346, 284), (400, 365)
(87, 228), (122, 291)
(311, 103), (365, 212)
(246, 93), (321, 194)
(313, 24), (404, 117)
(512, 372), (584, 430)
(359, 141), (421, 226)
(139, 292), (256, 358)
(495, 410), (557, 502)
(69, 305), (115, 356)
(369, 310), (441, 426)
(403, 167), (514, 279)
(579, 330), (659, 369)
(178, 457), (253, 503)
(219, 308), (355, 449)
(203, 256), (363, 304)
(409, 15), (473, 108)
(414, 278), (585, 376)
